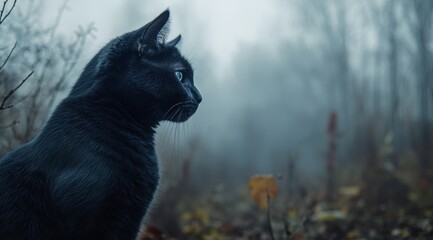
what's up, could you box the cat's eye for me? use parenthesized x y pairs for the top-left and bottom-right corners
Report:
(175, 71), (183, 81)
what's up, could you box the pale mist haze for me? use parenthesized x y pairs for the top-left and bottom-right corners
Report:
(12, 0), (423, 185)
(38, 0), (317, 178)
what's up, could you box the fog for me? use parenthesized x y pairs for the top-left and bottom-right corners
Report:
(37, 0), (333, 179)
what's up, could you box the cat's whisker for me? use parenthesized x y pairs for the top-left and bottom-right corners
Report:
(191, 116), (199, 133)
(162, 101), (190, 120)
(180, 122), (185, 147)
(159, 108), (179, 149)
(159, 123), (171, 154)
(162, 123), (172, 172)
(176, 122), (182, 158)
(185, 120), (190, 138)
(160, 110), (180, 159)
(169, 122), (180, 171)
(179, 110), (186, 142)
(161, 104), (181, 160)
(184, 122), (190, 145)
(173, 123), (180, 170)
(183, 113), (189, 141)
(160, 104), (193, 171)
(165, 104), (182, 122)
(165, 124), (173, 172)
(177, 111), (186, 157)
(168, 106), (183, 122)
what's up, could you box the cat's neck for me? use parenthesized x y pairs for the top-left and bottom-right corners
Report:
(40, 93), (157, 148)
(30, 93), (158, 177)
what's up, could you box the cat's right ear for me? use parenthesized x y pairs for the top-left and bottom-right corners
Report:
(166, 35), (181, 48)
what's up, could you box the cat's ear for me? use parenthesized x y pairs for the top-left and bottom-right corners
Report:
(166, 35), (181, 48)
(93, 10), (171, 74)
(138, 10), (170, 43)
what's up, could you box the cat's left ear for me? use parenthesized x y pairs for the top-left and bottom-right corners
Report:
(138, 10), (170, 43)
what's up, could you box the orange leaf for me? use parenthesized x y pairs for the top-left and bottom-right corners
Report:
(248, 174), (279, 209)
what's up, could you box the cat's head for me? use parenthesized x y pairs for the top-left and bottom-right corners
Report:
(73, 10), (201, 125)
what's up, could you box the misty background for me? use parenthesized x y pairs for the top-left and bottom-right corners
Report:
(1, 0), (432, 238)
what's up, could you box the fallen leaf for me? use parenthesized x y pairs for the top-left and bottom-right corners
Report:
(248, 175), (279, 209)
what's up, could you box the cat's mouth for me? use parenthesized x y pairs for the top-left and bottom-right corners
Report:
(164, 101), (198, 122)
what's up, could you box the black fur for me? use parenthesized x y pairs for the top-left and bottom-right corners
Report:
(0, 10), (201, 240)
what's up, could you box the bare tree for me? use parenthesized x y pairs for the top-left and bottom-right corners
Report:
(0, 0), (31, 112)
(385, 1), (399, 135)
(0, 1), (94, 155)
(406, 0), (433, 181)
(326, 111), (338, 202)
(0, 0), (16, 25)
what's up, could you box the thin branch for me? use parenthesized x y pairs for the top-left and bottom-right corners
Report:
(0, 0), (17, 25)
(266, 190), (275, 240)
(46, 24), (95, 110)
(0, 119), (18, 129)
(282, 214), (291, 240)
(0, 71), (33, 110)
(48, 0), (69, 41)
(0, 41), (17, 71)
(0, 0), (8, 22)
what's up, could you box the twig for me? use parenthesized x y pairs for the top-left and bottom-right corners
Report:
(0, 41), (17, 71)
(0, 119), (18, 129)
(0, 0), (17, 25)
(0, 71), (33, 110)
(266, 191), (275, 240)
(0, 0), (8, 23)
(48, 0), (69, 42)
(45, 23), (95, 110)
(282, 214), (291, 240)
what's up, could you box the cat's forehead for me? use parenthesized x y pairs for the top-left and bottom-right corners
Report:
(140, 46), (191, 72)
(170, 61), (185, 70)
(165, 56), (191, 71)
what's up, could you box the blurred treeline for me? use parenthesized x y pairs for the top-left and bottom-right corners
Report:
(289, 0), (433, 201)
(150, 0), (433, 236)
(153, 0), (433, 197)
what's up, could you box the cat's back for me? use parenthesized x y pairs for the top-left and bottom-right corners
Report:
(0, 145), (65, 239)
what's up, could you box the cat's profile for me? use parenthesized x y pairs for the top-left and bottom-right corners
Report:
(0, 10), (201, 239)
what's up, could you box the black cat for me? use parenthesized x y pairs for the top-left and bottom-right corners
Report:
(0, 10), (201, 239)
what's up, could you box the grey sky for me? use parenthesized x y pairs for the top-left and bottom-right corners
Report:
(42, 0), (293, 73)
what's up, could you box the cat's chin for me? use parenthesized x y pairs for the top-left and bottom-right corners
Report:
(163, 102), (198, 123)
(169, 109), (197, 122)
(172, 112), (195, 122)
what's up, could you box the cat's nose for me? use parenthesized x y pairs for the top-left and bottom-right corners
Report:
(192, 86), (202, 104)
